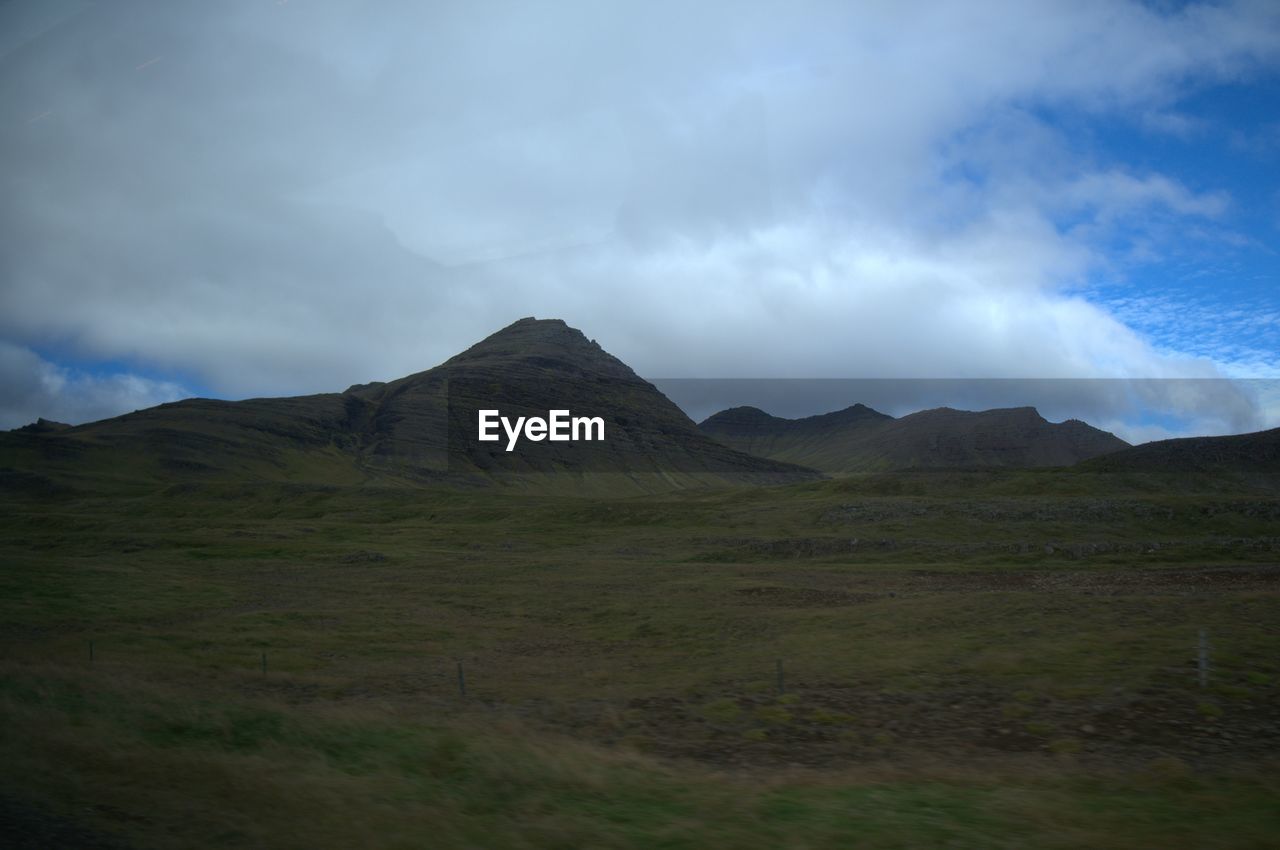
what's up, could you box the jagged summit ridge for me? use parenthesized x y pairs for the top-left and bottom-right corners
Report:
(13, 418), (73, 434)
(700, 401), (1128, 472)
(700, 403), (893, 437)
(442, 317), (634, 380)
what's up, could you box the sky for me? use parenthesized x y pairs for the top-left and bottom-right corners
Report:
(1, 0), (1277, 442)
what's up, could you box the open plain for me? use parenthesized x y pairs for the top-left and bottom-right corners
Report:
(2, 467), (1278, 848)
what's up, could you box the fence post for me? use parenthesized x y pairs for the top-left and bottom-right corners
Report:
(457, 661), (466, 698)
(262, 650), (267, 676)
(776, 658), (785, 695)
(1198, 629), (1209, 689)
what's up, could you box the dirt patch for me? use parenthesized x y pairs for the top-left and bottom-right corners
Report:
(600, 679), (1280, 771)
(889, 565), (1280, 596)
(694, 536), (1280, 562)
(734, 586), (879, 607)
(727, 564), (1280, 599)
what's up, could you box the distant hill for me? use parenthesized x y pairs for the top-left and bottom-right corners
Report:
(1081, 427), (1280, 474)
(11, 418), (71, 434)
(0, 319), (819, 491)
(699, 403), (1129, 472)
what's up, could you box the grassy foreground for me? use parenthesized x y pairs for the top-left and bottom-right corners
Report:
(2, 468), (1278, 847)
(4, 664), (1278, 850)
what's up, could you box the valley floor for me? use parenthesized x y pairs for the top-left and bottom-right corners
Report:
(1, 469), (1278, 848)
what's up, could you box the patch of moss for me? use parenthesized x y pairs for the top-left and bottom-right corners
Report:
(1023, 721), (1053, 737)
(809, 708), (857, 726)
(1144, 756), (1194, 785)
(618, 734), (653, 752)
(754, 705), (793, 725)
(1048, 738), (1082, 754)
(698, 698), (742, 723)
(1211, 683), (1252, 700)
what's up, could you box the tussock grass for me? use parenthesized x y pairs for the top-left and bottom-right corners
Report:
(4, 662), (1279, 850)
(2, 470), (1278, 847)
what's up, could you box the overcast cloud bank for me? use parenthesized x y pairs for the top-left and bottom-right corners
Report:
(2, 0), (1277, 435)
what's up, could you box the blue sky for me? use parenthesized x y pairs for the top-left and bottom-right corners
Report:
(1070, 77), (1279, 379)
(1, 0), (1277, 441)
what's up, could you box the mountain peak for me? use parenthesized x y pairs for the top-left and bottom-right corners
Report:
(698, 406), (784, 434)
(485, 316), (573, 339)
(702, 405), (776, 422)
(2, 318), (820, 489)
(816, 403), (894, 426)
(441, 317), (633, 379)
(910, 405), (1046, 422)
(11, 417), (73, 434)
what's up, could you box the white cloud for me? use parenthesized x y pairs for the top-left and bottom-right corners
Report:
(0, 342), (187, 429)
(1, 0), (1277, 433)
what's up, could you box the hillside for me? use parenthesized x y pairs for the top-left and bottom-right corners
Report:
(0, 319), (819, 491)
(700, 403), (1129, 473)
(1083, 426), (1280, 474)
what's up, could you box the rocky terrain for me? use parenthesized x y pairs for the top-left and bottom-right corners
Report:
(700, 403), (1129, 472)
(0, 318), (817, 490)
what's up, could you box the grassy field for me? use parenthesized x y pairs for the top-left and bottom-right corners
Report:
(2, 468), (1278, 847)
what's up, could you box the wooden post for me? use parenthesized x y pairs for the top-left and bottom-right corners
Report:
(1198, 629), (1209, 689)
(776, 658), (785, 695)
(262, 650), (267, 676)
(457, 661), (466, 698)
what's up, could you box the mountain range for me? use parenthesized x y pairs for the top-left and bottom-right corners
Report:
(698, 403), (1130, 473)
(0, 319), (817, 491)
(3, 317), (1277, 490)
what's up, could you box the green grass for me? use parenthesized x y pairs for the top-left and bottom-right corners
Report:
(1, 470), (1278, 847)
(4, 665), (1277, 850)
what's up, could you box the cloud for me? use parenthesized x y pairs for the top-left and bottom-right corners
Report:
(1, 0), (1277, 432)
(0, 342), (187, 429)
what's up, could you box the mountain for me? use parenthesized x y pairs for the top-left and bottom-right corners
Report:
(699, 403), (1129, 472)
(347, 317), (819, 483)
(12, 418), (71, 434)
(1081, 426), (1280, 474)
(0, 319), (819, 491)
(698, 404), (891, 470)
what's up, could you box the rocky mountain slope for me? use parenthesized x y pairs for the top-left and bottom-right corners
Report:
(1082, 426), (1280, 474)
(0, 319), (819, 490)
(700, 403), (1129, 472)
